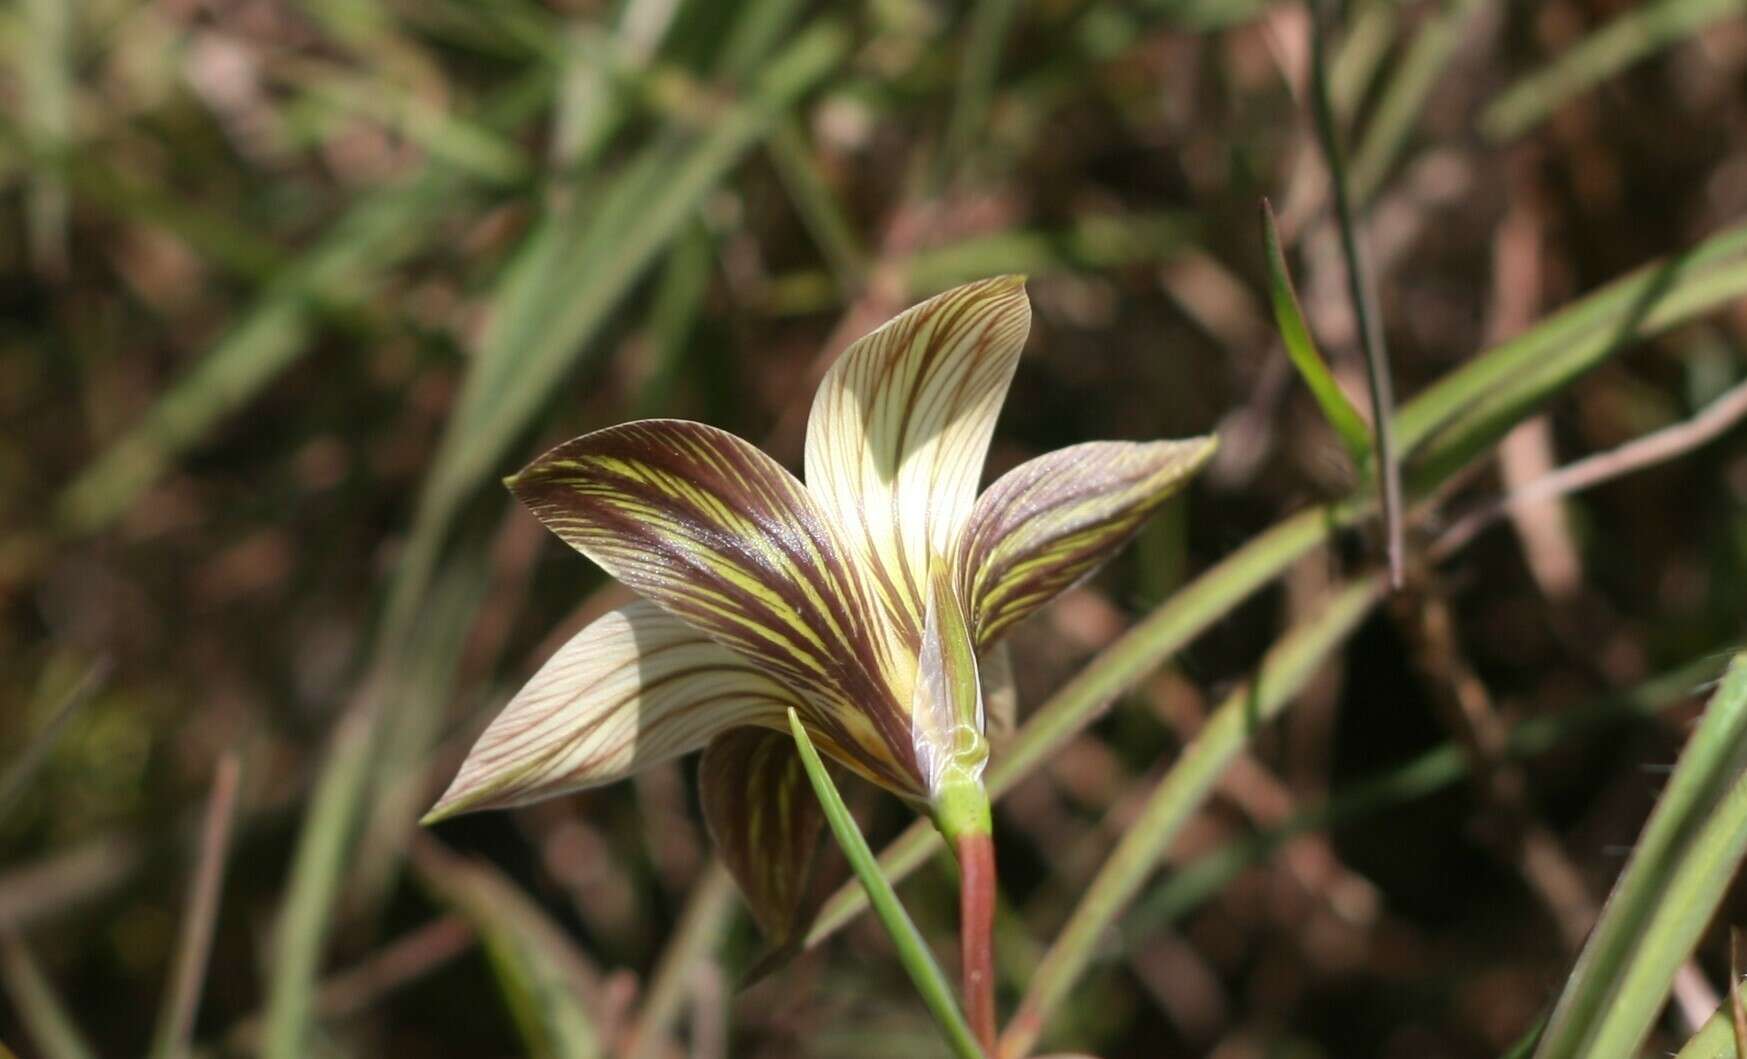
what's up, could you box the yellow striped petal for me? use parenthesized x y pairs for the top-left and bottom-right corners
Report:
(956, 437), (1218, 650)
(804, 276), (1031, 636)
(509, 419), (924, 795)
(700, 728), (828, 953)
(424, 601), (794, 822)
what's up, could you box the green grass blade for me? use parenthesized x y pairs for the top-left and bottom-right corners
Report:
(0, 660), (108, 822)
(412, 839), (601, 1059)
(20, 0), (71, 277)
(941, 0), (1022, 182)
(621, 862), (737, 1059)
(1582, 716), (1747, 1056)
(54, 174), (460, 536)
(1536, 654), (1747, 1059)
(1675, 1001), (1739, 1059)
(1123, 654), (1727, 946)
(1261, 199), (1372, 464)
(1482, 0), (1743, 142)
(785, 709), (983, 1059)
(1000, 574), (1386, 1057)
(768, 117), (866, 291)
(1347, 0), (1488, 204)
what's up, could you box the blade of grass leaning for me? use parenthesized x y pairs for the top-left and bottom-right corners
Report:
(0, 935), (97, 1059)
(149, 753), (243, 1059)
(0, 659), (109, 822)
(786, 709), (984, 1059)
(621, 861), (737, 1059)
(999, 573), (1386, 1058)
(798, 219), (1747, 950)
(1122, 653), (1728, 945)
(940, 0), (1022, 183)
(1308, 0), (1404, 587)
(764, 212), (1198, 315)
(1481, 0), (1743, 142)
(53, 172), (461, 537)
(411, 838), (601, 1059)
(768, 117), (867, 292)
(1261, 198), (1373, 464)
(1346, 0), (1489, 205)
(1536, 654), (1747, 1059)
(630, 222), (717, 418)
(1579, 716), (1747, 1056)
(20, 0), (71, 277)
(1396, 219), (1747, 453)
(1676, 1002), (1741, 1059)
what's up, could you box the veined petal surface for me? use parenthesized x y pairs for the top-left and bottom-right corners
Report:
(425, 601), (794, 821)
(510, 419), (923, 794)
(804, 276), (1031, 635)
(956, 437), (1217, 650)
(700, 729), (827, 951)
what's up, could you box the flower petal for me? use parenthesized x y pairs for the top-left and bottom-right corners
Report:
(956, 437), (1218, 650)
(424, 601), (794, 822)
(509, 419), (923, 794)
(699, 728), (827, 951)
(805, 276), (1031, 634)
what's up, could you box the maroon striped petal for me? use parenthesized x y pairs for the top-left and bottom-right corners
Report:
(956, 437), (1218, 650)
(700, 728), (829, 952)
(509, 419), (924, 795)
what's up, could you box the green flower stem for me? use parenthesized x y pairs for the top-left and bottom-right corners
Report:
(999, 574), (1386, 1058)
(787, 710), (984, 1059)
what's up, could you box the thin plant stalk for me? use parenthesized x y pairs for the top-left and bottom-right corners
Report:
(150, 753), (243, 1059)
(958, 832), (998, 1053)
(786, 709), (984, 1059)
(1308, 0), (1404, 587)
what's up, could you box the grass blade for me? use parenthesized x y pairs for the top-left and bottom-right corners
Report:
(1347, 0), (1489, 205)
(621, 861), (737, 1059)
(0, 935), (97, 1059)
(20, 0), (71, 277)
(1261, 198), (1372, 464)
(1482, 0), (1743, 142)
(999, 574), (1386, 1057)
(412, 838), (602, 1059)
(1536, 654), (1747, 1059)
(785, 709), (984, 1059)
(0, 660), (109, 823)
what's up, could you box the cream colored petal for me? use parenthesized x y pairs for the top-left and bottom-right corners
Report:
(425, 601), (795, 821)
(957, 437), (1218, 650)
(804, 277), (1031, 635)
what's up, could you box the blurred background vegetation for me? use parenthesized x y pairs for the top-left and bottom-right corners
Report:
(4, 0), (1747, 1056)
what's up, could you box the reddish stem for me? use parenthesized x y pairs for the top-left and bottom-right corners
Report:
(957, 831), (997, 1055)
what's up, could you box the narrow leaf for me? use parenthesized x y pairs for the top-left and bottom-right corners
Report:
(785, 709), (983, 1059)
(1260, 199), (1372, 464)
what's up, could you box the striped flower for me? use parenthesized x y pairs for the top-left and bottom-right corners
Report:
(424, 277), (1215, 946)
